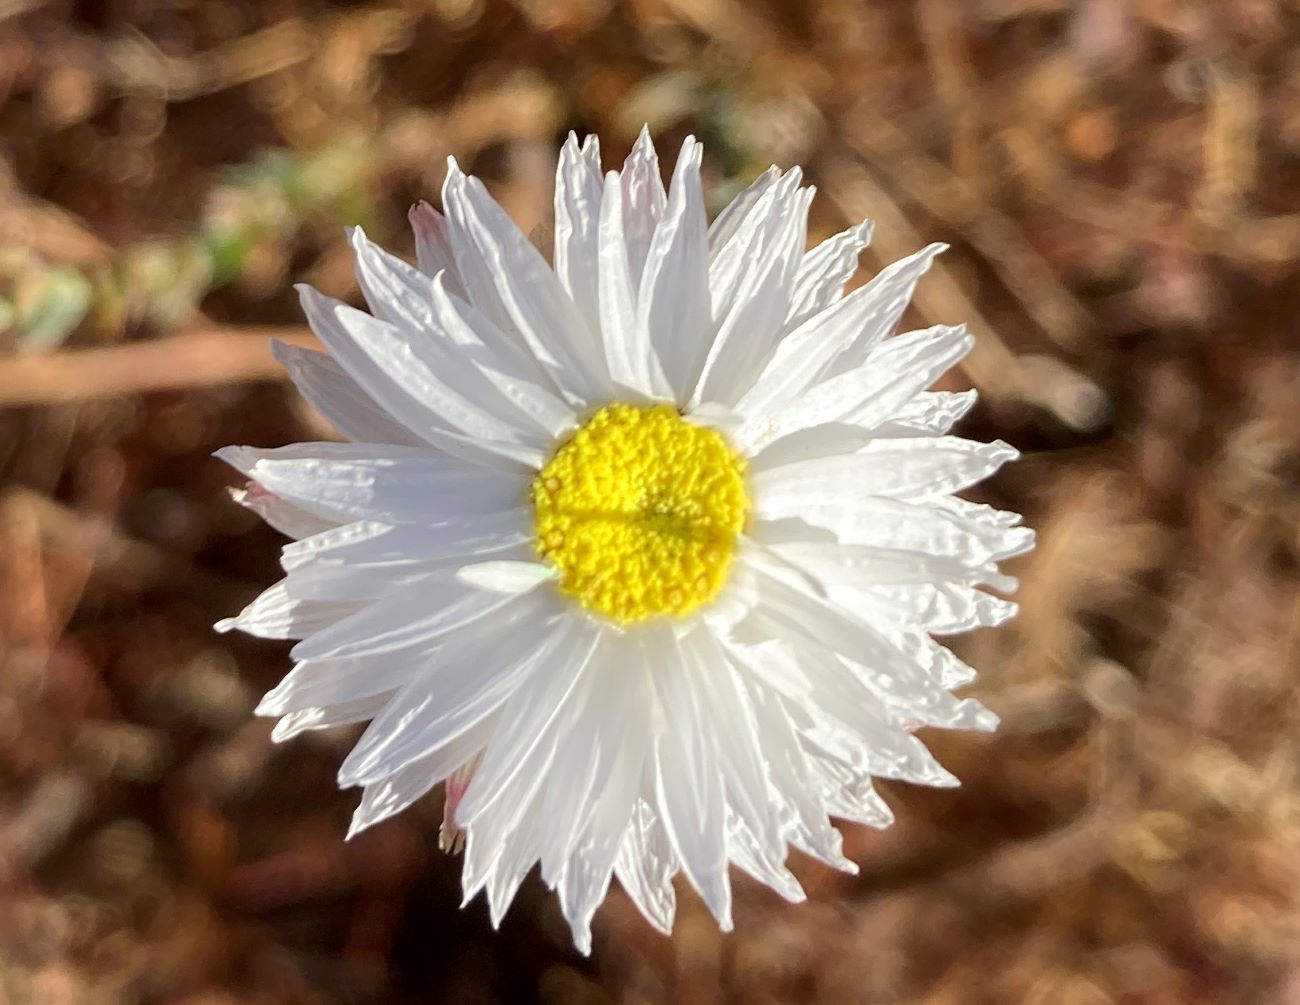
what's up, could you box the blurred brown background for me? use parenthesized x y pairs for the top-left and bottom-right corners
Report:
(2, 0), (1299, 1002)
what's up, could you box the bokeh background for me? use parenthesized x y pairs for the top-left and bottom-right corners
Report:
(2, 1), (1300, 1002)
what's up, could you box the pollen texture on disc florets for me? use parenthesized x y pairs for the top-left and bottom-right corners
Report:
(531, 403), (749, 624)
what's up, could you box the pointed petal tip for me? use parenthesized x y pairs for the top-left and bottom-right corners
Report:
(213, 444), (254, 473)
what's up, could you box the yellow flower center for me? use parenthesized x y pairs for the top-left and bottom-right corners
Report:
(531, 403), (749, 625)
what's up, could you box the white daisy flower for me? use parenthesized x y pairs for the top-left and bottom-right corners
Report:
(217, 129), (1033, 952)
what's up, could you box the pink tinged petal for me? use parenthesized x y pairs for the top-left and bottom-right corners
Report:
(442, 162), (612, 404)
(229, 481), (338, 540)
(735, 243), (946, 422)
(215, 443), (529, 527)
(619, 124), (667, 282)
(645, 625), (733, 930)
(613, 785), (679, 936)
(438, 750), (483, 852)
(637, 136), (712, 404)
(785, 219), (874, 328)
(280, 509), (530, 573)
(751, 436), (1019, 504)
(706, 165), (780, 256)
(598, 171), (672, 399)
(331, 604), (571, 789)
(346, 722), (493, 842)
(297, 285), (539, 470)
(409, 201), (468, 299)
(554, 132), (606, 336)
(271, 693), (391, 743)
(270, 340), (424, 447)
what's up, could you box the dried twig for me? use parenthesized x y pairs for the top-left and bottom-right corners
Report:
(0, 325), (315, 406)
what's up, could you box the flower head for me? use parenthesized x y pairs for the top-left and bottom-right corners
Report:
(217, 129), (1033, 952)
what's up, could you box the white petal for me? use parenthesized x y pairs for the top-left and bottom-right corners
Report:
(554, 132), (605, 335)
(281, 510), (530, 572)
(216, 443), (528, 526)
(456, 560), (555, 593)
(751, 437), (1019, 503)
(442, 162), (612, 403)
(289, 566), (555, 663)
(314, 255), (556, 453)
(598, 171), (671, 399)
(215, 580), (361, 640)
(752, 494), (1035, 566)
(613, 785), (678, 935)
(800, 738), (895, 828)
(426, 276), (580, 438)
(270, 340), (424, 447)
(271, 693), (390, 742)
(637, 136), (712, 404)
(454, 618), (602, 826)
(297, 284), (540, 469)
(729, 667), (855, 871)
(736, 243), (946, 421)
(619, 125), (667, 282)
(739, 325), (972, 451)
(645, 625), (732, 929)
(860, 582), (1019, 634)
(706, 168), (801, 324)
(767, 539), (1008, 589)
(334, 595), (569, 786)
(409, 201), (468, 299)
(707, 166), (779, 256)
(695, 176), (812, 406)
(539, 639), (651, 884)
(257, 650), (429, 716)
(726, 811), (806, 903)
(684, 630), (784, 868)
(785, 219), (874, 328)
(552, 673), (655, 950)
(877, 389), (978, 437)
